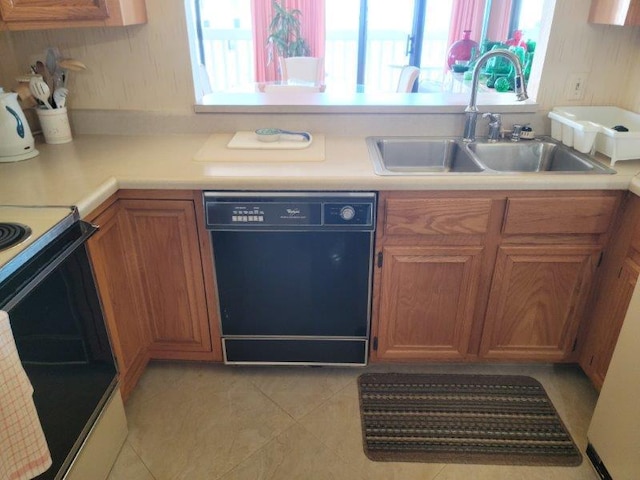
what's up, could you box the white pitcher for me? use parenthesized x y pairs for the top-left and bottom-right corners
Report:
(0, 88), (38, 162)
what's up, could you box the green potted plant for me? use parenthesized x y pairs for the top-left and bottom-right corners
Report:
(267, 0), (311, 60)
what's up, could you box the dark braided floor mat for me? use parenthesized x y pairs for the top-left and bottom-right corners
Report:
(358, 373), (582, 466)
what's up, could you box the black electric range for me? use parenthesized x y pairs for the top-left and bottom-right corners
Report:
(0, 206), (118, 480)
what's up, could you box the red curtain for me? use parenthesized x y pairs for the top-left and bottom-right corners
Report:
(251, 0), (325, 82)
(486, 0), (513, 42)
(447, 0), (486, 48)
(446, 0), (513, 57)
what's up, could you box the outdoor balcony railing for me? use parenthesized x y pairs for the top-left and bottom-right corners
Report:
(200, 28), (449, 93)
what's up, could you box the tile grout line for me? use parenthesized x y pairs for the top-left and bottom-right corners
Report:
(246, 377), (300, 422)
(207, 382), (297, 480)
(430, 463), (450, 480)
(243, 374), (367, 476)
(291, 379), (376, 480)
(215, 423), (301, 480)
(120, 440), (159, 480)
(293, 376), (357, 419)
(292, 422), (373, 480)
(210, 384), (299, 480)
(243, 368), (356, 419)
(124, 363), (196, 410)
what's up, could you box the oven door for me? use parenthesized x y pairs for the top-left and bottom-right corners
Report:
(0, 221), (117, 480)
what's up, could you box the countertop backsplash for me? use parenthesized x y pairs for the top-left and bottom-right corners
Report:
(67, 109), (549, 138)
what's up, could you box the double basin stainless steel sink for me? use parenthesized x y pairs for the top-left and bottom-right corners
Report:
(366, 136), (616, 176)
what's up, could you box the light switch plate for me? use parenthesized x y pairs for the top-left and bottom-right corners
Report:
(566, 73), (588, 100)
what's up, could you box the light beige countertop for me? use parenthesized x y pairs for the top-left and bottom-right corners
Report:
(629, 176), (640, 197)
(2, 133), (640, 217)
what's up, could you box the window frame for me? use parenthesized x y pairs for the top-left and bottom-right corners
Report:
(185, 0), (548, 112)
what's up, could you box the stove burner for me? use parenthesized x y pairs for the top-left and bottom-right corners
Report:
(0, 222), (32, 251)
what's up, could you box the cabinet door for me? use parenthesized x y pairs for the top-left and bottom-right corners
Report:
(480, 245), (601, 361)
(121, 199), (212, 358)
(87, 202), (149, 400)
(0, 0), (108, 21)
(589, 0), (640, 25)
(0, 0), (146, 28)
(580, 258), (640, 389)
(376, 246), (483, 360)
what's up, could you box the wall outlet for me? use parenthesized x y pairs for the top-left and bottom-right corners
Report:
(566, 73), (588, 100)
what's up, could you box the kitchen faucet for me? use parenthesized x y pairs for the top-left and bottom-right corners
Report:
(463, 50), (529, 142)
(483, 112), (502, 142)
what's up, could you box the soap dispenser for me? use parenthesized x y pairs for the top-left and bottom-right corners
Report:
(520, 124), (535, 140)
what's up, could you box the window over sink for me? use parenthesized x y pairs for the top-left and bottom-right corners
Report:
(184, 0), (549, 109)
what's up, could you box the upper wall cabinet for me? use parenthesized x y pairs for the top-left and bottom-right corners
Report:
(0, 0), (146, 30)
(589, 0), (640, 25)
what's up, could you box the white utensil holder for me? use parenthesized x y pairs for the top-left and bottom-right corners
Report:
(36, 107), (72, 144)
(549, 106), (640, 165)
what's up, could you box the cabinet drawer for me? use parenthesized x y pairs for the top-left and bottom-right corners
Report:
(502, 196), (617, 235)
(384, 198), (492, 236)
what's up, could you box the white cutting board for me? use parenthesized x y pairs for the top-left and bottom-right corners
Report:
(193, 132), (325, 162)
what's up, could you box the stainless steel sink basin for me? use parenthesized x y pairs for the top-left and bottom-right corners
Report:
(465, 139), (616, 174)
(367, 137), (484, 175)
(367, 136), (616, 176)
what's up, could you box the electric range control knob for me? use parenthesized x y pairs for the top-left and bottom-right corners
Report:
(340, 205), (356, 221)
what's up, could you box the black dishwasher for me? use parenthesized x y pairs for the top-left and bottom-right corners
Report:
(204, 192), (376, 365)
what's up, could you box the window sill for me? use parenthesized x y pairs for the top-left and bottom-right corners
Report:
(194, 92), (539, 114)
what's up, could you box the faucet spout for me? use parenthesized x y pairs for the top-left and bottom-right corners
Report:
(463, 49), (529, 142)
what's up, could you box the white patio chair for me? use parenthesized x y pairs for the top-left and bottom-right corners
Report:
(397, 65), (420, 92)
(279, 57), (324, 84)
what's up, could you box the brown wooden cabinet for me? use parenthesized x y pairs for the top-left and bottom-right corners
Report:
(479, 245), (601, 361)
(119, 198), (213, 359)
(85, 187), (628, 394)
(479, 193), (620, 362)
(87, 190), (221, 399)
(0, 0), (146, 30)
(371, 190), (622, 365)
(579, 193), (640, 389)
(589, 0), (640, 25)
(87, 199), (150, 400)
(376, 245), (483, 360)
(371, 192), (501, 362)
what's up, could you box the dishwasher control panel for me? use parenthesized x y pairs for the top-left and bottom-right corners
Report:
(204, 192), (376, 231)
(324, 203), (372, 225)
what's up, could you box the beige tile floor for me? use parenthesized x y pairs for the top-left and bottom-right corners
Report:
(107, 361), (601, 480)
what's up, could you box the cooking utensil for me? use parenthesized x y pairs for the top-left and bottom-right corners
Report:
(255, 128), (311, 142)
(45, 48), (66, 89)
(53, 88), (68, 109)
(34, 61), (46, 77)
(35, 60), (54, 94)
(29, 77), (53, 109)
(58, 59), (87, 72)
(57, 59), (86, 88)
(52, 70), (65, 89)
(45, 48), (61, 76)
